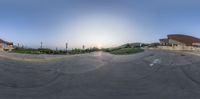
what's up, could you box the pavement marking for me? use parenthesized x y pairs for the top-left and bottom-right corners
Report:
(149, 59), (161, 67)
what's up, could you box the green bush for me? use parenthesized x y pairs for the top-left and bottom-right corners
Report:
(11, 47), (100, 55)
(38, 48), (54, 54)
(12, 48), (38, 54)
(3, 49), (10, 51)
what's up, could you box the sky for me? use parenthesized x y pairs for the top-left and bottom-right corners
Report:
(0, 0), (200, 49)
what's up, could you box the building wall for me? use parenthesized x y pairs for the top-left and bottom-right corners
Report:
(0, 43), (3, 51)
(160, 38), (169, 46)
(0, 43), (2, 48)
(168, 34), (200, 46)
(158, 46), (198, 51)
(192, 43), (200, 47)
(159, 34), (200, 51)
(0, 42), (13, 51)
(160, 41), (168, 46)
(168, 39), (186, 46)
(7, 45), (14, 51)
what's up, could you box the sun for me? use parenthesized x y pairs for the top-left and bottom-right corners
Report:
(96, 43), (102, 49)
(62, 13), (132, 48)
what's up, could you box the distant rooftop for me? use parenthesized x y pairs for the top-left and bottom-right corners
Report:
(0, 39), (13, 45)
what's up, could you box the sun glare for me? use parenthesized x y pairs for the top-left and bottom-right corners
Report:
(61, 13), (132, 48)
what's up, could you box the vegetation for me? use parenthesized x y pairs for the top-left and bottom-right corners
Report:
(11, 47), (100, 55)
(102, 43), (144, 55)
(12, 48), (40, 54)
(11, 43), (145, 55)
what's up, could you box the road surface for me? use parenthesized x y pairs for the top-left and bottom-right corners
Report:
(0, 50), (200, 99)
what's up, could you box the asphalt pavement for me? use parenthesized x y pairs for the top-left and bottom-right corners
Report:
(0, 50), (200, 99)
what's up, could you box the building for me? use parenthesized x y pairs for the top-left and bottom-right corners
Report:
(159, 34), (200, 51)
(160, 34), (200, 47)
(0, 39), (14, 51)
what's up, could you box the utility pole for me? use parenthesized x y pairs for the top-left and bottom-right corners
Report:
(65, 43), (68, 54)
(40, 42), (43, 49)
(82, 45), (85, 50)
(66, 43), (68, 51)
(17, 43), (19, 48)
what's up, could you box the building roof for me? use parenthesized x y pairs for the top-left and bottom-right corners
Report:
(167, 34), (200, 46)
(0, 39), (13, 45)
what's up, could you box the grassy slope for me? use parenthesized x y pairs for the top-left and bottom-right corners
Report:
(110, 48), (144, 55)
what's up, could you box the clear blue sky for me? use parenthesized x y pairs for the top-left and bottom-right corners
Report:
(0, 0), (200, 49)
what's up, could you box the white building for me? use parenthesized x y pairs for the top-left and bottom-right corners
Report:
(0, 39), (14, 51)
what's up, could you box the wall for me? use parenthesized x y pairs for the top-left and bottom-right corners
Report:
(157, 46), (200, 51)
(0, 43), (3, 51)
(0, 42), (14, 51)
(168, 39), (186, 46)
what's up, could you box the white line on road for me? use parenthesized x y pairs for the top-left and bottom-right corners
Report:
(150, 59), (161, 67)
